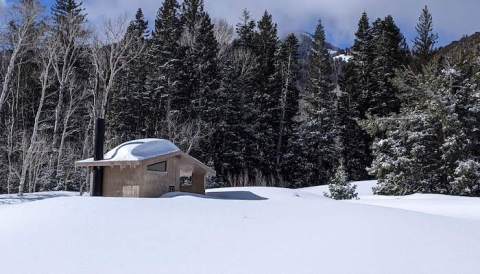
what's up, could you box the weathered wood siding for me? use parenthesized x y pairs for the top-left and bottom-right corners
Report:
(102, 157), (180, 197)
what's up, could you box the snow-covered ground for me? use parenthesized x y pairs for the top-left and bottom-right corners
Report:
(1, 182), (480, 274)
(0, 191), (81, 206)
(333, 53), (353, 62)
(305, 180), (480, 220)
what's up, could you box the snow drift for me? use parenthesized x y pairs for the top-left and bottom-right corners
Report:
(1, 184), (480, 274)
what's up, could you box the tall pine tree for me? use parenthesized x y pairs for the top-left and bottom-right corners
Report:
(109, 9), (149, 142)
(211, 45), (259, 186)
(52, 0), (85, 26)
(296, 20), (338, 186)
(338, 63), (372, 180)
(351, 12), (372, 117)
(177, 0), (219, 166)
(276, 34), (301, 185)
(368, 16), (408, 117)
(338, 12), (374, 180)
(251, 11), (281, 185)
(413, 6), (438, 67)
(146, 0), (183, 137)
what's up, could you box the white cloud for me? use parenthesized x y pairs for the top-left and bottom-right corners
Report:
(83, 0), (480, 47)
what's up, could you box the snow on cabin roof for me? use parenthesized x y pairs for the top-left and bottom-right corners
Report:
(76, 139), (181, 165)
(75, 138), (216, 175)
(104, 139), (180, 161)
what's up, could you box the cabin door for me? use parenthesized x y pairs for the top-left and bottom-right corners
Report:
(122, 185), (140, 197)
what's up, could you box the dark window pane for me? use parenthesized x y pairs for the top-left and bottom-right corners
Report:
(147, 161), (167, 172)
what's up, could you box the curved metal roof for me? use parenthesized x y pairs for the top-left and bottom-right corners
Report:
(75, 139), (215, 175)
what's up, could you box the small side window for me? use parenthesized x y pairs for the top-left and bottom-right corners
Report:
(169, 186), (175, 192)
(147, 161), (167, 172)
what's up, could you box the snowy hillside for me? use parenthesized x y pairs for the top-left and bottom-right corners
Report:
(1, 183), (480, 274)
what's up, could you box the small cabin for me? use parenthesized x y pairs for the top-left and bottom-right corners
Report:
(75, 139), (215, 198)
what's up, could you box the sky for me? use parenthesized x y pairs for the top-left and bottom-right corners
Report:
(28, 0), (480, 48)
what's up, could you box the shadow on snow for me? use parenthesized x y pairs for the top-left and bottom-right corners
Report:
(163, 191), (268, 201)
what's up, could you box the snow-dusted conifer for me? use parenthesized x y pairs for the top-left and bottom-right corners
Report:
(297, 20), (339, 186)
(368, 16), (407, 117)
(276, 34), (301, 186)
(325, 164), (358, 200)
(351, 12), (372, 117)
(210, 46), (258, 186)
(145, 0), (183, 136)
(251, 11), (281, 185)
(109, 9), (149, 142)
(370, 67), (473, 195)
(337, 74), (372, 181)
(451, 160), (480, 196)
(413, 6), (438, 66)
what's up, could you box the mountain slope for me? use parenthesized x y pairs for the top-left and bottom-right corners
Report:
(434, 32), (480, 64)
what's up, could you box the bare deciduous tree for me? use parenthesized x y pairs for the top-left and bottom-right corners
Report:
(213, 19), (234, 59)
(90, 15), (146, 119)
(0, 0), (43, 114)
(18, 27), (55, 195)
(166, 112), (212, 155)
(51, 9), (88, 150)
(56, 78), (88, 190)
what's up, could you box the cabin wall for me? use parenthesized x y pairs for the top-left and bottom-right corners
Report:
(101, 155), (207, 198)
(102, 157), (179, 198)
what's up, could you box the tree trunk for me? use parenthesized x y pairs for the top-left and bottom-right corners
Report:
(0, 38), (23, 114)
(275, 53), (292, 186)
(18, 51), (52, 195)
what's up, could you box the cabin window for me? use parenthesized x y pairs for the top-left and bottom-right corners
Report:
(147, 161), (167, 172)
(180, 176), (193, 187)
(169, 186), (175, 192)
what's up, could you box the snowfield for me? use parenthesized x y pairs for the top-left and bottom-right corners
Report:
(304, 180), (480, 220)
(1, 182), (480, 274)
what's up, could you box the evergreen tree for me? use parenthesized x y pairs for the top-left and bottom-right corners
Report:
(370, 112), (446, 195)
(276, 34), (301, 185)
(452, 160), (480, 196)
(224, 11), (261, 186)
(178, 0), (219, 164)
(179, 0), (219, 120)
(452, 63), (480, 167)
(211, 47), (258, 186)
(146, 0), (184, 137)
(127, 8), (149, 39)
(251, 11), (281, 185)
(370, 67), (472, 195)
(368, 16), (407, 117)
(337, 67), (372, 180)
(325, 163), (358, 200)
(297, 20), (338, 186)
(413, 6), (438, 66)
(52, 0), (85, 25)
(235, 10), (256, 51)
(109, 9), (149, 142)
(337, 13), (375, 181)
(351, 12), (372, 117)
(181, 0), (204, 30)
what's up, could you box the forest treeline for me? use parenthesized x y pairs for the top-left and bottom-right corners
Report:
(0, 0), (479, 196)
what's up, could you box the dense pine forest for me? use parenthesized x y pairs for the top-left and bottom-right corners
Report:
(0, 0), (479, 196)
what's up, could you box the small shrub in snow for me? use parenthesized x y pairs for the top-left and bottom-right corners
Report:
(325, 164), (358, 200)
